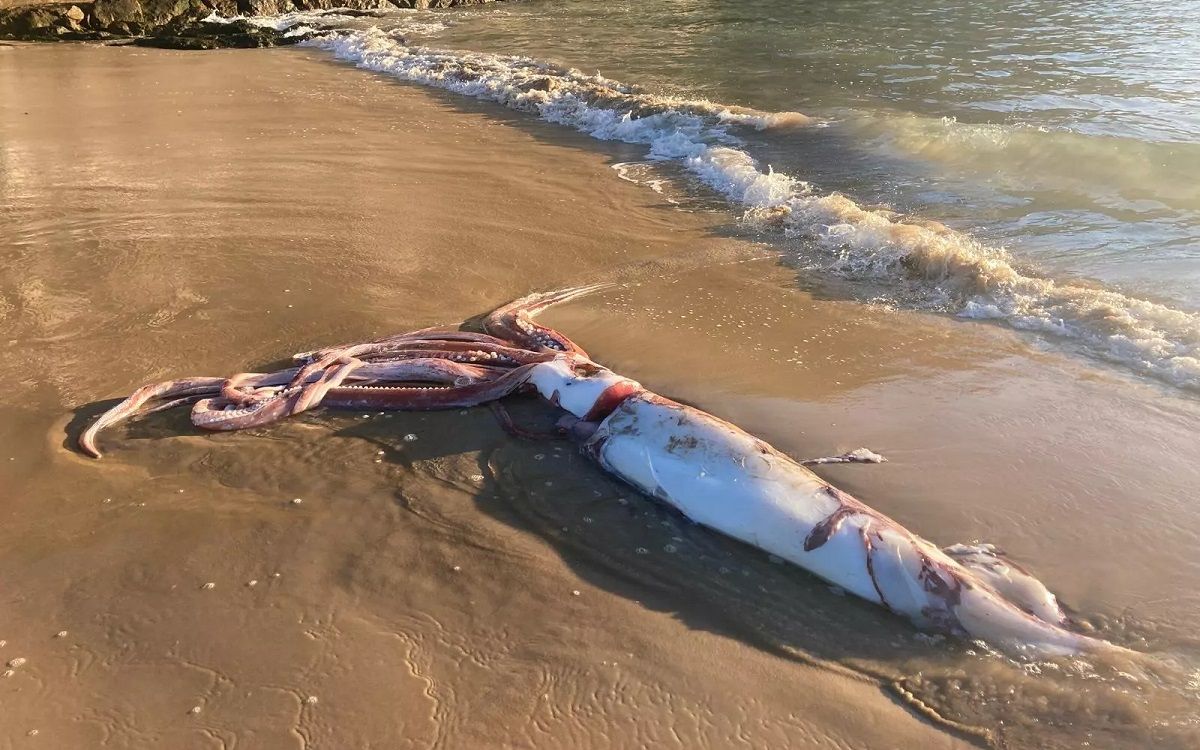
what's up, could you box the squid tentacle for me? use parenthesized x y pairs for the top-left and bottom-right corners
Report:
(294, 329), (517, 363)
(220, 368), (303, 406)
(321, 363), (542, 411)
(288, 341), (549, 393)
(191, 389), (307, 432)
(80, 377), (228, 458)
(191, 358), (523, 432)
(294, 357), (366, 414)
(483, 284), (611, 355)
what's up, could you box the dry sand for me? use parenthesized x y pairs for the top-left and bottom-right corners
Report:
(1, 44), (1198, 749)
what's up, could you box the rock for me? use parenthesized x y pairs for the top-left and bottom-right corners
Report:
(134, 16), (312, 48)
(88, 0), (138, 31)
(57, 5), (85, 29)
(91, 0), (208, 34)
(0, 2), (110, 40)
(207, 0), (237, 16)
(137, 0), (208, 27)
(1, 0), (505, 42)
(236, 0), (291, 16)
(0, 5), (60, 38)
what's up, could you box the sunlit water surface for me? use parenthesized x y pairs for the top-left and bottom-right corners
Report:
(440, 0), (1200, 305)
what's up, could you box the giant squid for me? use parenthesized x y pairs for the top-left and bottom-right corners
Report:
(79, 286), (1128, 658)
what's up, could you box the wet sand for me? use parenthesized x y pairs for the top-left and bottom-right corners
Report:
(1, 45), (1198, 749)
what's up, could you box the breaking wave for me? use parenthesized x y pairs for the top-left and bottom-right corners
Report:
(304, 28), (1200, 391)
(203, 8), (452, 38)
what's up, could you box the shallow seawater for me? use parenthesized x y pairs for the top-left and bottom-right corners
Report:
(437, 0), (1200, 302)
(1, 14), (1199, 750)
(285, 0), (1200, 393)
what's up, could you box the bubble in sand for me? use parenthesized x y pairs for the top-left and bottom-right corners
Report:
(27, 729), (38, 736)
(189, 706), (202, 715)
(403, 433), (418, 442)
(291, 498), (303, 505)
(248, 580), (258, 587)
(2, 669), (13, 678)
(54, 631), (67, 639)
(571, 590), (581, 596)
(305, 695), (319, 705)
(635, 547), (649, 555)
(202, 582), (215, 590)
(7, 657), (26, 668)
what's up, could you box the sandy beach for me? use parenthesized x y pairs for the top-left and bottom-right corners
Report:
(2, 43), (1198, 749)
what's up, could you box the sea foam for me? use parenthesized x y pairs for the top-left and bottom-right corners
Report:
(203, 9), (451, 37)
(305, 28), (1200, 391)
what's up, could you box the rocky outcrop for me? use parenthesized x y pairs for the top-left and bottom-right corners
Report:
(0, 2), (101, 39)
(91, 0), (207, 35)
(0, 0), (501, 42)
(135, 15), (302, 47)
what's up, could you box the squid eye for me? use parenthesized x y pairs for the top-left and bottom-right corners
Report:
(571, 361), (602, 378)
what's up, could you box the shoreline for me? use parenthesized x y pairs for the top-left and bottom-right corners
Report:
(2, 41), (1198, 750)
